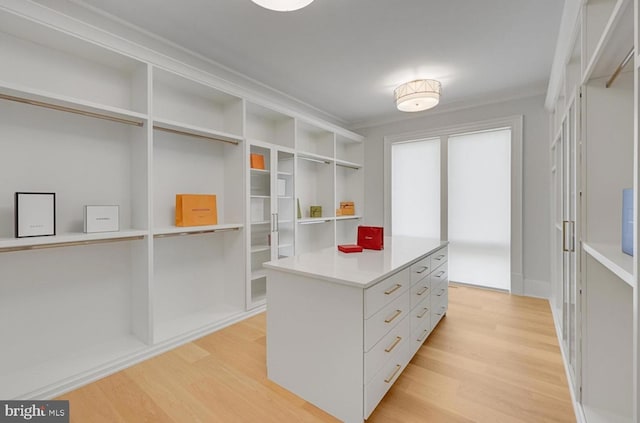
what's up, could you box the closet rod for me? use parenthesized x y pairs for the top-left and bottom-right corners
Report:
(153, 227), (239, 238)
(0, 235), (145, 254)
(336, 162), (361, 170)
(298, 155), (331, 165)
(606, 47), (634, 88)
(0, 93), (144, 127)
(153, 125), (239, 145)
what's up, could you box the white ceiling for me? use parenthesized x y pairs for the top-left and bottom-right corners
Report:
(71, 0), (564, 127)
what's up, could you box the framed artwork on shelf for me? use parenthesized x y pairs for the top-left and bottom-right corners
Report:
(15, 192), (56, 238)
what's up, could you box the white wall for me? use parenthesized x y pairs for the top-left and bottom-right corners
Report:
(358, 94), (550, 297)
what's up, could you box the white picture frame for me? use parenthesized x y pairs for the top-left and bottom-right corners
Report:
(15, 192), (56, 238)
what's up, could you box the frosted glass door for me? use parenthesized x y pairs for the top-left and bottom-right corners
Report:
(391, 138), (440, 238)
(276, 150), (295, 259)
(448, 128), (511, 290)
(562, 101), (580, 396)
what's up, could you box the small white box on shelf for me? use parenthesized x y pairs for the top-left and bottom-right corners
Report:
(15, 192), (56, 238)
(84, 205), (120, 233)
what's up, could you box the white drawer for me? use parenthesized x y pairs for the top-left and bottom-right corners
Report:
(409, 255), (431, 285)
(365, 289), (410, 352)
(410, 277), (431, 309)
(430, 263), (448, 287)
(410, 321), (432, 358)
(410, 294), (431, 338)
(431, 289), (448, 331)
(364, 268), (410, 319)
(364, 341), (409, 419)
(431, 303), (448, 331)
(431, 247), (448, 268)
(431, 279), (448, 302)
(364, 314), (410, 385)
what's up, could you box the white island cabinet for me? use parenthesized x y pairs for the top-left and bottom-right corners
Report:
(264, 236), (448, 422)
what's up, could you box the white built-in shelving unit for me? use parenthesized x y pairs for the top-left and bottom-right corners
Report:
(0, 2), (363, 400)
(151, 67), (246, 343)
(245, 105), (364, 307)
(547, 0), (638, 421)
(295, 121), (364, 254)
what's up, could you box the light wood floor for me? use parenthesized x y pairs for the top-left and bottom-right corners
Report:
(57, 285), (576, 422)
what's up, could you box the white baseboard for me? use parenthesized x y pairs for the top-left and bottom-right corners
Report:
(549, 301), (585, 423)
(524, 278), (551, 298)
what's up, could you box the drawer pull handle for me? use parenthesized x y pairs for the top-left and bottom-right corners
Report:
(437, 288), (445, 296)
(384, 309), (402, 323)
(384, 284), (402, 295)
(384, 364), (402, 383)
(417, 329), (429, 342)
(436, 306), (446, 316)
(416, 266), (428, 274)
(417, 286), (429, 296)
(417, 307), (429, 318)
(385, 336), (402, 353)
(435, 271), (445, 278)
(434, 254), (445, 261)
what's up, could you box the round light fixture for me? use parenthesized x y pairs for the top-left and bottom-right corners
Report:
(394, 79), (441, 112)
(251, 0), (314, 11)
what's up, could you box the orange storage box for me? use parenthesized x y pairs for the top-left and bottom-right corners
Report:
(176, 194), (218, 227)
(250, 153), (265, 170)
(340, 201), (355, 216)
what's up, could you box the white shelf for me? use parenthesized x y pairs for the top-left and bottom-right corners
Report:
(153, 223), (243, 236)
(0, 335), (146, 399)
(583, 242), (634, 287)
(251, 195), (270, 199)
(582, 404), (633, 423)
(252, 269), (267, 280)
(0, 229), (148, 252)
(251, 168), (270, 174)
(154, 305), (245, 343)
(251, 220), (270, 225)
(153, 117), (243, 144)
(278, 196), (293, 199)
(251, 244), (270, 253)
(278, 171), (293, 176)
(0, 80), (147, 126)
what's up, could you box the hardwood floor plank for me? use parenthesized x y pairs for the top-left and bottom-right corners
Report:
(57, 284), (575, 422)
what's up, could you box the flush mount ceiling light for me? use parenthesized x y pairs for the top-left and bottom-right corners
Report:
(251, 0), (314, 11)
(394, 79), (441, 112)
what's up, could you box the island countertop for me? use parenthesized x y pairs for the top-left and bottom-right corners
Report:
(263, 236), (447, 289)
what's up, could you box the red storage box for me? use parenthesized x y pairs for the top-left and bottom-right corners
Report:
(357, 226), (384, 250)
(338, 244), (363, 253)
